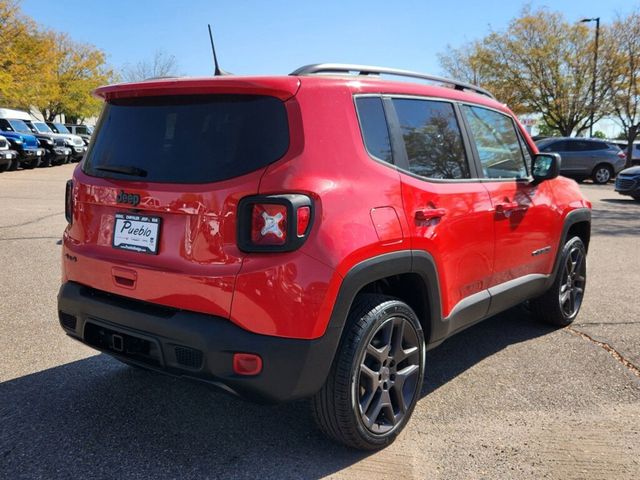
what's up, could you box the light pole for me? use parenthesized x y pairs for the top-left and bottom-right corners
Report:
(581, 17), (600, 138)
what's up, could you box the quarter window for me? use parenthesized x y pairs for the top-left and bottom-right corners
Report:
(393, 98), (470, 179)
(355, 97), (393, 163)
(463, 105), (528, 179)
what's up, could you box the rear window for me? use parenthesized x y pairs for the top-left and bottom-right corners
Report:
(83, 95), (289, 184)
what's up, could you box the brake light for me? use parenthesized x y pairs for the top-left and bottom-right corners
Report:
(65, 180), (73, 224)
(238, 194), (313, 252)
(618, 151), (626, 159)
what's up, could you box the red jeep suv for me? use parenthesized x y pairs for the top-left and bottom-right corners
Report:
(58, 64), (591, 450)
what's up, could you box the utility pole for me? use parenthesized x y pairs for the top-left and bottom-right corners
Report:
(581, 17), (600, 138)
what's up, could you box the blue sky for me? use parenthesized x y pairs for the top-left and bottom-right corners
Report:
(21, 0), (637, 77)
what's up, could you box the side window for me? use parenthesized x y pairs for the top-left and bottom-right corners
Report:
(0, 119), (13, 131)
(462, 105), (528, 179)
(517, 132), (532, 174)
(355, 97), (392, 164)
(392, 98), (470, 179)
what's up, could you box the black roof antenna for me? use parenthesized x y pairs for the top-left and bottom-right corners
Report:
(208, 24), (229, 76)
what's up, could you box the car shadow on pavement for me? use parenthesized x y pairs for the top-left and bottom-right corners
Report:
(0, 307), (554, 479)
(591, 200), (640, 236)
(422, 305), (555, 396)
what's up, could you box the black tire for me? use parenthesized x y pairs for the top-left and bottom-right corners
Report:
(591, 164), (613, 184)
(8, 158), (18, 171)
(0, 162), (8, 173)
(531, 236), (586, 327)
(21, 158), (40, 169)
(312, 294), (425, 450)
(39, 155), (52, 168)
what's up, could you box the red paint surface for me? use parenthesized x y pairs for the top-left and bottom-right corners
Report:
(63, 75), (590, 340)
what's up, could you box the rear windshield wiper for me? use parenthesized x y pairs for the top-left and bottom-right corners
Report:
(94, 165), (148, 177)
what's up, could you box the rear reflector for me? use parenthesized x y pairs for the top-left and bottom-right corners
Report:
(251, 204), (287, 246)
(238, 194), (313, 252)
(233, 353), (263, 376)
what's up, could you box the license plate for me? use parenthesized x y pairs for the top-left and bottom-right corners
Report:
(112, 213), (161, 254)
(4, 153), (10, 159)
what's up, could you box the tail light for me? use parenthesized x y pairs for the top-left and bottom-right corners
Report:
(618, 151), (626, 159)
(238, 194), (313, 252)
(65, 180), (73, 224)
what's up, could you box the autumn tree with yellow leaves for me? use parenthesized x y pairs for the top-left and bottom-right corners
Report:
(0, 0), (112, 122)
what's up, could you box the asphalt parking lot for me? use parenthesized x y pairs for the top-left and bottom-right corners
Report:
(1, 164), (639, 479)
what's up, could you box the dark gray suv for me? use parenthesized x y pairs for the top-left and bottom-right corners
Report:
(536, 137), (626, 184)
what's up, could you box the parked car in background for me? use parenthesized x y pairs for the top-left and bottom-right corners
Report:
(615, 166), (640, 201)
(0, 118), (44, 169)
(535, 137), (626, 184)
(26, 120), (73, 165)
(65, 124), (93, 145)
(0, 134), (18, 172)
(46, 122), (87, 161)
(610, 140), (640, 166)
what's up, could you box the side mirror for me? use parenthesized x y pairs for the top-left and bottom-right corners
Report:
(532, 153), (560, 183)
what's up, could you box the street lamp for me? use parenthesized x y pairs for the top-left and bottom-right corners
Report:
(581, 17), (600, 138)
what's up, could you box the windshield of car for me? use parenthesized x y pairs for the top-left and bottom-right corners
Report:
(33, 122), (53, 133)
(23, 120), (38, 134)
(52, 123), (71, 134)
(8, 120), (32, 134)
(83, 94), (290, 184)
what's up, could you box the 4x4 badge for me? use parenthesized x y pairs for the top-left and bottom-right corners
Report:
(116, 190), (140, 206)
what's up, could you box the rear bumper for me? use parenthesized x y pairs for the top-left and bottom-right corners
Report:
(57, 281), (338, 403)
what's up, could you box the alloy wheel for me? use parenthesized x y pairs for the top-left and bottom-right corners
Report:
(355, 316), (421, 435)
(595, 167), (611, 184)
(559, 245), (586, 318)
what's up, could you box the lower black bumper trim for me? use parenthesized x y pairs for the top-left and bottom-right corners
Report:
(57, 281), (340, 403)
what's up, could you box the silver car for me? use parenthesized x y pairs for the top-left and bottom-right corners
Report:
(535, 137), (627, 184)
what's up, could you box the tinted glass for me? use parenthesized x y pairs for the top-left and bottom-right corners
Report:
(539, 140), (570, 152)
(83, 95), (290, 184)
(463, 105), (527, 179)
(33, 122), (53, 133)
(393, 98), (469, 179)
(8, 120), (31, 134)
(0, 119), (13, 131)
(52, 123), (70, 134)
(355, 97), (392, 163)
(517, 133), (532, 173)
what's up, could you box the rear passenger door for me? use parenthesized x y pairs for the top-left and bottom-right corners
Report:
(461, 104), (556, 290)
(383, 97), (495, 325)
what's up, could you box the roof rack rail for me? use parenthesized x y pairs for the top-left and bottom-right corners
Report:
(290, 63), (495, 99)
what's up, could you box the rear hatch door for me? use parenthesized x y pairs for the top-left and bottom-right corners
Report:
(66, 87), (294, 316)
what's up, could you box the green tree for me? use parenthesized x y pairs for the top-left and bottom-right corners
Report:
(438, 7), (618, 136)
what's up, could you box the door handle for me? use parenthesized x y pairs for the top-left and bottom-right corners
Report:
(415, 208), (447, 221)
(495, 201), (526, 215)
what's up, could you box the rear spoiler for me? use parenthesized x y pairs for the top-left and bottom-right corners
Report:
(94, 76), (301, 102)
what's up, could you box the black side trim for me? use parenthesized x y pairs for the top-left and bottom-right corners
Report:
(326, 250), (442, 349)
(486, 273), (548, 317)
